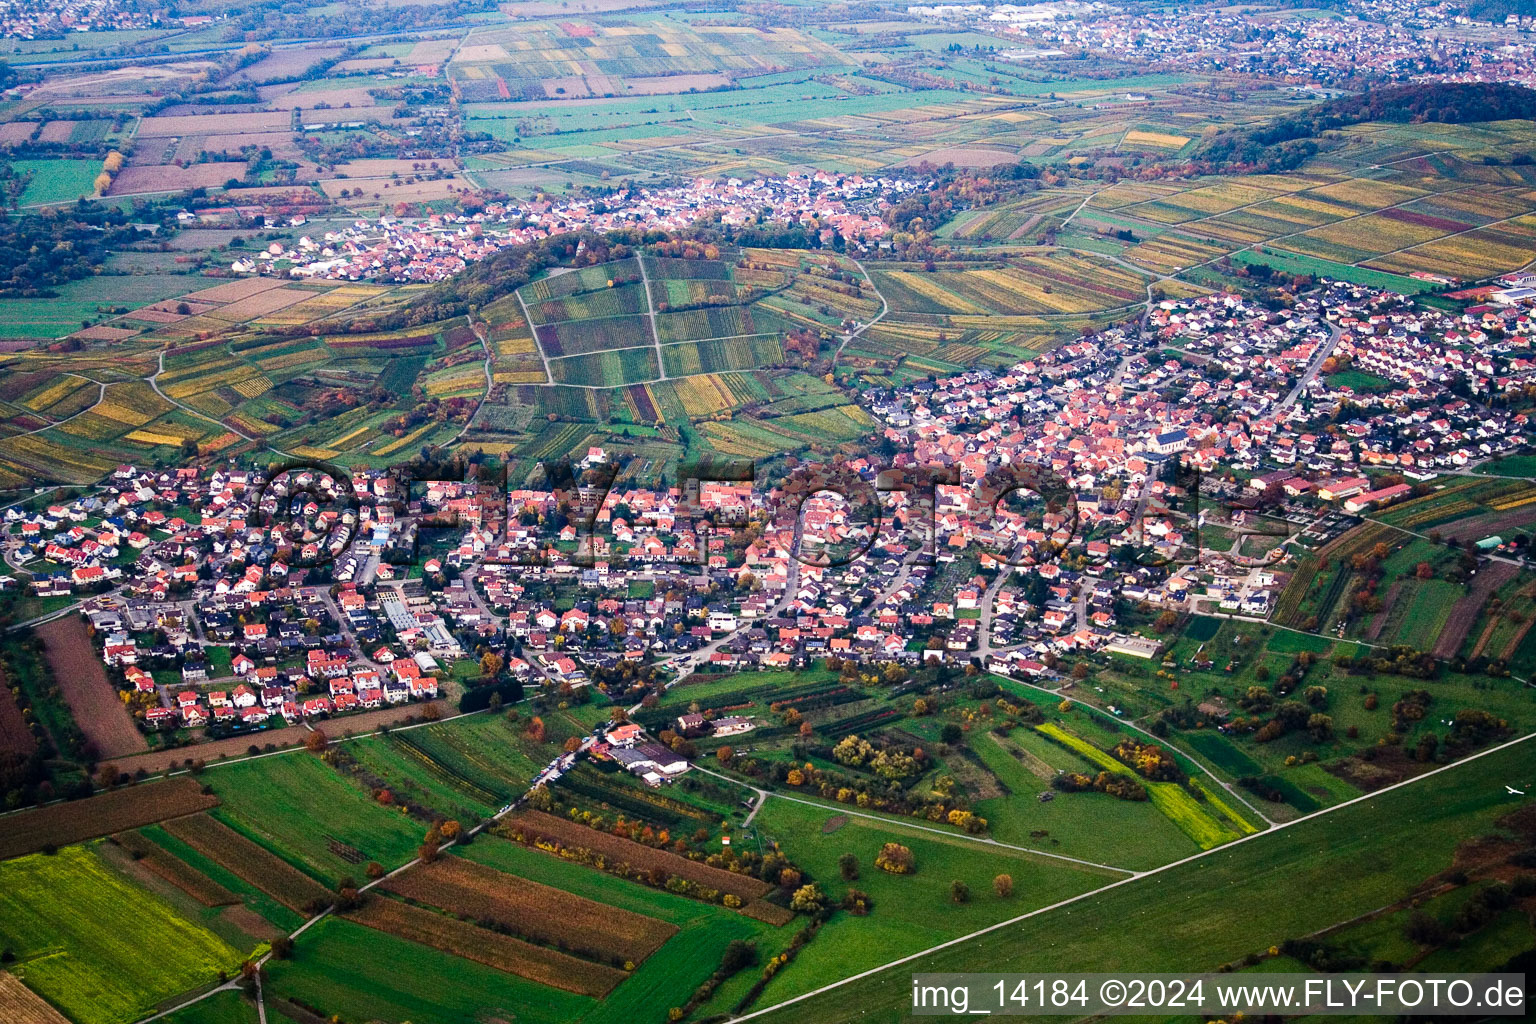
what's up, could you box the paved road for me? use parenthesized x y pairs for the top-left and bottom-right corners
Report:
(1279, 321), (1343, 410)
(831, 256), (890, 371)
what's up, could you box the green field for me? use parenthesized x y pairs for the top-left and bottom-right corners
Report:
(263, 916), (592, 1024)
(968, 728), (1202, 870)
(341, 714), (544, 820)
(13, 158), (105, 206)
(1326, 368), (1396, 392)
(1231, 248), (1435, 293)
(203, 752), (426, 885)
(0, 846), (247, 1024)
(157, 989), (260, 1024)
(746, 796), (1113, 1003)
(744, 737), (1535, 1022)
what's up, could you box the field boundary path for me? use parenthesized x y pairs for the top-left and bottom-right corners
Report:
(149, 348), (294, 460)
(637, 254), (669, 380)
(694, 764), (1137, 876)
(831, 256), (889, 370)
(453, 318), (496, 444)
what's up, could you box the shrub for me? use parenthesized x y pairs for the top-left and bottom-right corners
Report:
(875, 843), (915, 874)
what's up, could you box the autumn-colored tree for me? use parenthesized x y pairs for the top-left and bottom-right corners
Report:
(789, 883), (825, 913)
(304, 729), (328, 753)
(716, 745), (734, 764)
(994, 873), (1013, 898)
(1415, 562), (1434, 580)
(526, 716), (546, 743)
(875, 842), (915, 874)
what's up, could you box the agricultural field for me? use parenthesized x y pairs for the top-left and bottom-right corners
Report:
(458, 249), (888, 475)
(740, 796), (1113, 998)
(161, 813), (334, 913)
(0, 777), (218, 860)
(965, 726), (1206, 869)
(0, 846), (247, 1024)
(263, 916), (594, 1024)
(196, 752), (426, 887)
(36, 616), (145, 759)
(869, 253), (1148, 316)
(748, 740), (1533, 1021)
(381, 855), (680, 964)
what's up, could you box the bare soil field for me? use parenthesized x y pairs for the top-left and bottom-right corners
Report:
(137, 111), (292, 136)
(334, 58), (400, 72)
(321, 177), (466, 203)
(110, 164), (243, 195)
(503, 809), (771, 901)
(451, 43), (511, 62)
(204, 287), (316, 322)
(296, 107), (386, 126)
(0, 665), (37, 756)
(500, 0), (668, 13)
(385, 853), (678, 962)
(1434, 560), (1519, 659)
(163, 812), (332, 911)
(327, 158), (459, 177)
(38, 121), (74, 143)
(0, 776), (217, 859)
(184, 277), (290, 303)
(227, 46), (344, 84)
(146, 296), (221, 313)
(210, 183), (324, 202)
(126, 308), (190, 324)
(111, 830), (239, 906)
(407, 38), (458, 63)
(266, 87), (379, 110)
(206, 133), (308, 160)
(902, 146), (1020, 168)
(623, 73), (730, 94)
(345, 896), (627, 996)
(36, 616), (147, 760)
(0, 970), (71, 1024)
(71, 325), (140, 341)
(0, 122), (34, 144)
